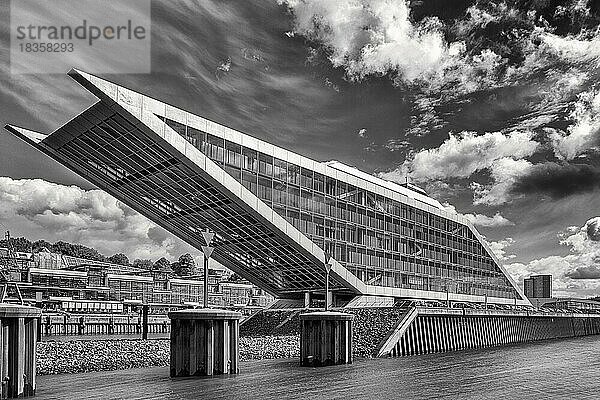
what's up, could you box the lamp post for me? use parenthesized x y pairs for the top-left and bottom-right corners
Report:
(201, 230), (215, 308)
(324, 252), (332, 311)
(444, 279), (455, 309)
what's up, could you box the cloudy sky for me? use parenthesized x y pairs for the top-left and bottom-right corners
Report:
(1, 0), (600, 297)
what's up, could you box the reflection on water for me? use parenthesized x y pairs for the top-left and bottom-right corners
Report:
(37, 335), (600, 400)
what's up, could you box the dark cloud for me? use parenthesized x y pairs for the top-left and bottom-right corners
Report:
(565, 265), (600, 280)
(147, 226), (169, 245)
(511, 162), (600, 199)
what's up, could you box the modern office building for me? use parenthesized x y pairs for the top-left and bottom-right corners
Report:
(5, 69), (530, 307)
(524, 275), (552, 299)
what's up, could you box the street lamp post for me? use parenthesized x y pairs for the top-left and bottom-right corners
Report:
(201, 230), (215, 309)
(324, 252), (332, 311)
(444, 279), (455, 309)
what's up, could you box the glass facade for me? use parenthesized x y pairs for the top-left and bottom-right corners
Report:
(164, 118), (519, 300)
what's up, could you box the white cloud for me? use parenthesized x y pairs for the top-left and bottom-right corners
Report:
(280, 0), (448, 82)
(0, 177), (198, 262)
(540, 32), (600, 65)
(281, 0), (600, 95)
(279, 0), (505, 97)
(550, 87), (600, 160)
(471, 158), (534, 206)
(504, 217), (600, 297)
(487, 237), (516, 262)
(459, 4), (501, 31)
(382, 130), (538, 182)
(442, 203), (513, 228)
(464, 213), (515, 228)
(282, 0), (600, 141)
(380, 130), (539, 207)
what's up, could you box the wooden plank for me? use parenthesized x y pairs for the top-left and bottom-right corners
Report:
(223, 320), (230, 374)
(189, 320), (197, 376)
(206, 320), (214, 376)
(213, 320), (223, 374)
(230, 320), (239, 374)
(199, 320), (206, 375)
(24, 318), (36, 396)
(169, 319), (177, 377)
(8, 317), (25, 397)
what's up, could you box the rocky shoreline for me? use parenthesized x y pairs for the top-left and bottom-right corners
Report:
(37, 335), (300, 375)
(37, 308), (402, 375)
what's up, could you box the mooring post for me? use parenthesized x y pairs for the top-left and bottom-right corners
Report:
(168, 309), (241, 377)
(0, 304), (41, 398)
(299, 311), (354, 367)
(142, 304), (149, 340)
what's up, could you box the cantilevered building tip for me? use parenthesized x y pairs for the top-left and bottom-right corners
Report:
(4, 124), (48, 145)
(67, 67), (87, 78)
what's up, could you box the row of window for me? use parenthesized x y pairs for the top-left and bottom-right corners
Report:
(164, 118), (518, 299)
(167, 119), (469, 232)
(351, 269), (515, 298)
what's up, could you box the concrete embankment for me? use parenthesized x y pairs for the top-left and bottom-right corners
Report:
(38, 307), (600, 375)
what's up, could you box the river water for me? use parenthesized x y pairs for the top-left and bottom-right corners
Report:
(37, 335), (600, 399)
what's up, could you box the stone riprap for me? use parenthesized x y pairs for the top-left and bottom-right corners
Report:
(37, 336), (300, 375)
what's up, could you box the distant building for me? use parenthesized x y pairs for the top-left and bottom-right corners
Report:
(0, 247), (273, 311)
(524, 275), (552, 299)
(541, 298), (600, 312)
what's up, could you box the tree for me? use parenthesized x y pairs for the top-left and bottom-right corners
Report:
(51, 241), (106, 261)
(50, 241), (75, 256)
(70, 243), (106, 261)
(32, 239), (52, 252)
(153, 257), (172, 272)
(132, 259), (153, 270)
(172, 253), (195, 276)
(107, 253), (130, 266)
(0, 237), (32, 252)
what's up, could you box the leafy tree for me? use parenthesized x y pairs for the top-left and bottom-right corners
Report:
(1, 235), (108, 261)
(51, 241), (106, 261)
(107, 253), (130, 266)
(32, 240), (52, 252)
(50, 241), (75, 256)
(153, 257), (172, 272)
(132, 259), (153, 270)
(172, 253), (195, 276)
(72, 243), (106, 261)
(0, 237), (32, 252)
